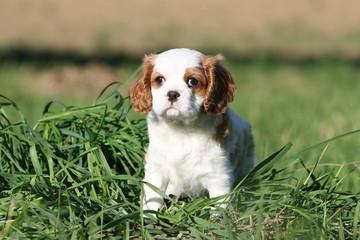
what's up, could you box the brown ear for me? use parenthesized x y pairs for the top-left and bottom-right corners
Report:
(202, 55), (235, 114)
(130, 55), (155, 114)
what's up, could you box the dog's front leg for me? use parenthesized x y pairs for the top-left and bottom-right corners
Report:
(142, 166), (168, 213)
(207, 179), (233, 210)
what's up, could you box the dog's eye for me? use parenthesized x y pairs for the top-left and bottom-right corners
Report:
(187, 78), (198, 87)
(155, 77), (165, 86)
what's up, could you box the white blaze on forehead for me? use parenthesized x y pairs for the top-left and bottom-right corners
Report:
(153, 48), (204, 77)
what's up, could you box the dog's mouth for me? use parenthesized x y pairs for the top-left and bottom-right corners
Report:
(160, 107), (200, 124)
(163, 107), (181, 118)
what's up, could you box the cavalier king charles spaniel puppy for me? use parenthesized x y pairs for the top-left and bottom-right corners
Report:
(131, 48), (254, 213)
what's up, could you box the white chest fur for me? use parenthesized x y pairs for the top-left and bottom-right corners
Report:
(146, 112), (232, 197)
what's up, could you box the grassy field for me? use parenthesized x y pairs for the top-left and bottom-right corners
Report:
(0, 56), (359, 239)
(1, 1), (359, 238)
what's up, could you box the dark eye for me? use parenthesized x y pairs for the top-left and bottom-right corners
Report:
(187, 78), (198, 87)
(155, 77), (165, 86)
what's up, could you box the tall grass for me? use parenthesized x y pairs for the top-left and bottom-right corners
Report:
(1, 75), (360, 239)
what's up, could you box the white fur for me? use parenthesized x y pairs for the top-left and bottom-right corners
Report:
(137, 48), (255, 212)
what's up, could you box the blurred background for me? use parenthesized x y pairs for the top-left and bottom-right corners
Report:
(1, 0), (359, 163)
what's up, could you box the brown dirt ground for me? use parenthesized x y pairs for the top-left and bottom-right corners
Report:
(1, 0), (360, 56)
(31, 63), (118, 96)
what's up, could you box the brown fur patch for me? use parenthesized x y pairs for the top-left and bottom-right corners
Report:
(130, 55), (156, 114)
(183, 67), (207, 97)
(201, 55), (235, 114)
(212, 111), (230, 148)
(150, 72), (165, 90)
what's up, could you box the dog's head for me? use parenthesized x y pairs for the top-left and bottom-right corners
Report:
(131, 48), (235, 121)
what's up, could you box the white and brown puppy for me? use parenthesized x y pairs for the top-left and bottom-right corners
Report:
(131, 48), (254, 212)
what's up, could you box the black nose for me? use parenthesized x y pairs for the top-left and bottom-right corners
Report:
(167, 91), (180, 103)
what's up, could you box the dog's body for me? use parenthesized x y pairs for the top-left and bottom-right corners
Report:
(131, 48), (254, 212)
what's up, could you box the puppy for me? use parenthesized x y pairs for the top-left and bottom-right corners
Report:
(131, 48), (254, 213)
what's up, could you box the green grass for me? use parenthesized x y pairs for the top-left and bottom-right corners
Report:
(1, 59), (360, 239)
